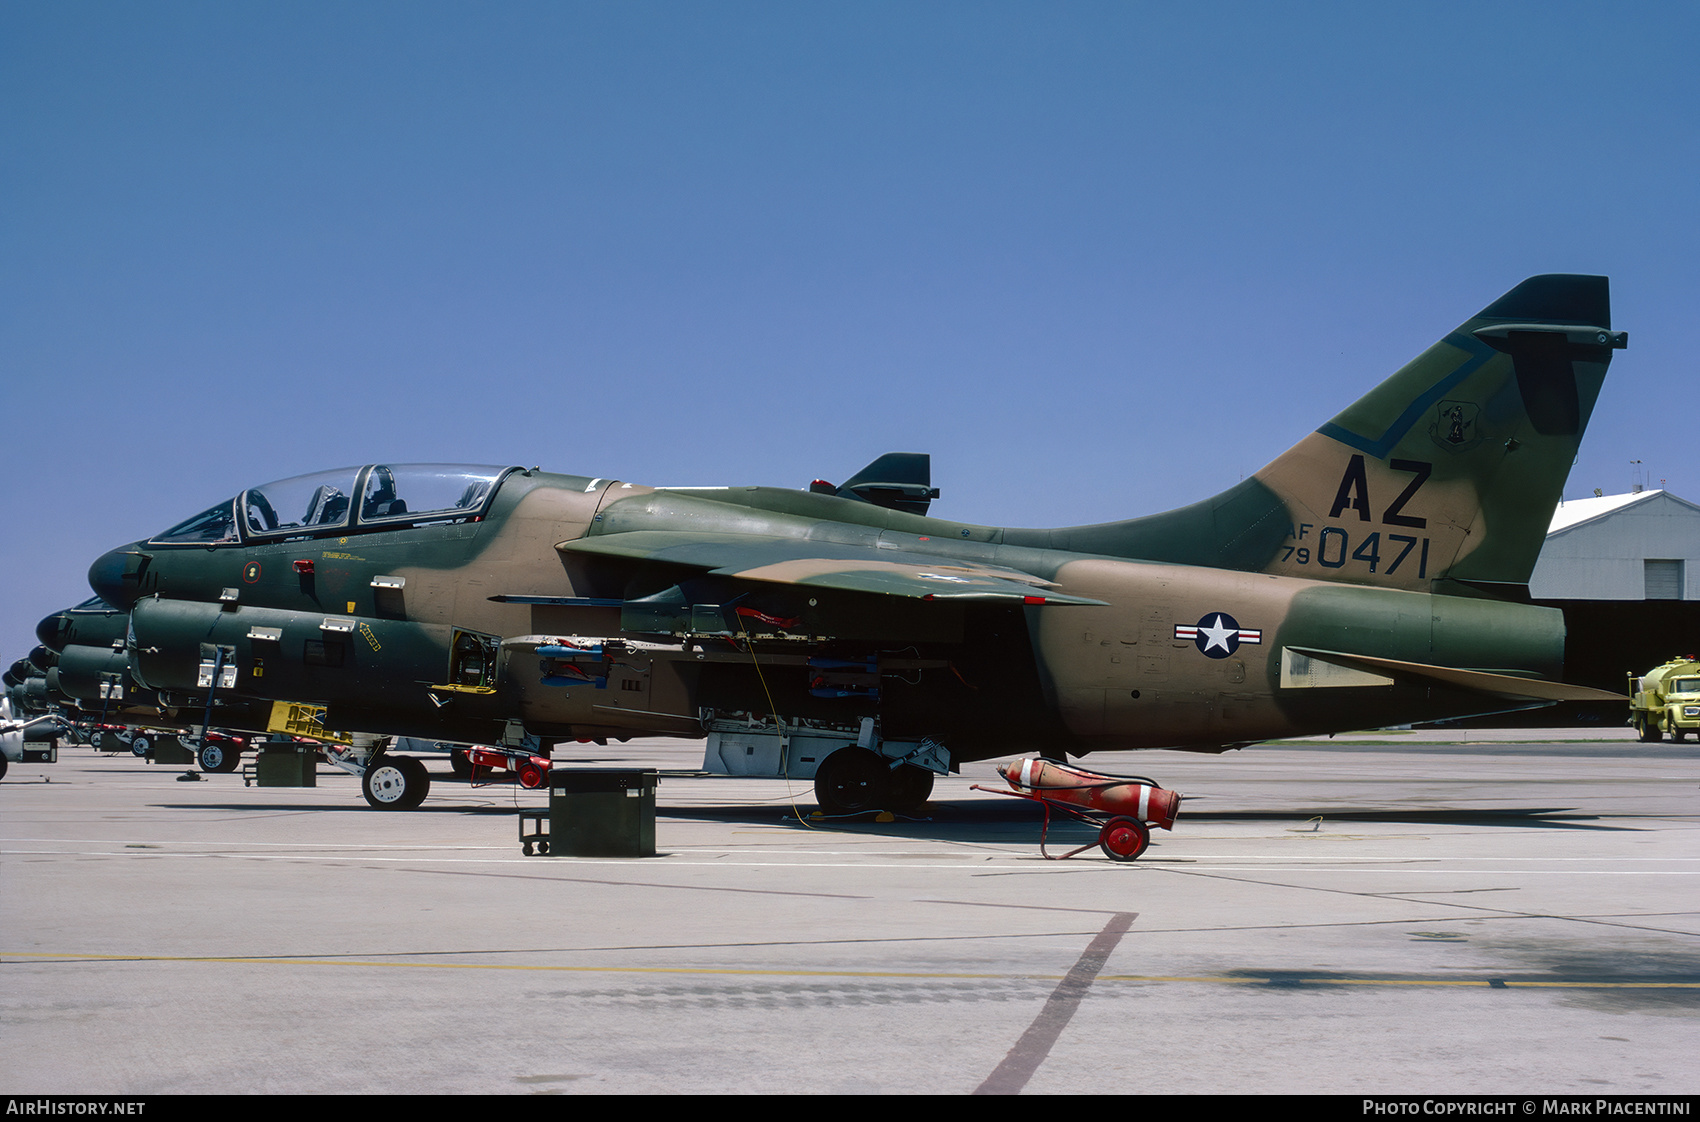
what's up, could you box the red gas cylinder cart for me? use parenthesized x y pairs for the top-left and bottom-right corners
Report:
(461, 745), (551, 790)
(975, 757), (1182, 862)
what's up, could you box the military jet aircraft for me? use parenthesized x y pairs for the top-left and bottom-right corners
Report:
(77, 274), (1626, 812)
(31, 598), (159, 715)
(22, 599), (279, 770)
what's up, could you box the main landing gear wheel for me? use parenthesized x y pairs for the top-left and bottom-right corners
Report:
(887, 765), (935, 812)
(197, 741), (241, 773)
(0, 756), (8, 781)
(1099, 816), (1150, 862)
(362, 756), (431, 810)
(814, 747), (891, 815)
(129, 734), (151, 757)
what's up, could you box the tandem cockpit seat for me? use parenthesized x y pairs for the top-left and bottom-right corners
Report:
(302, 485), (350, 528)
(361, 466), (409, 520)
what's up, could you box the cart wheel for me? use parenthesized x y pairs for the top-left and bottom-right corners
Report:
(522, 842), (533, 856)
(1099, 817), (1150, 862)
(538, 841), (549, 855)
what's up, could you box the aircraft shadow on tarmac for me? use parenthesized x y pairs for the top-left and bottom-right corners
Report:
(657, 797), (1628, 838)
(1175, 806), (1623, 830)
(150, 800), (547, 816)
(145, 785), (1628, 839)
(146, 794), (1625, 832)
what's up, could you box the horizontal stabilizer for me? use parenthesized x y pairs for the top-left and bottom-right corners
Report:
(835, 452), (938, 515)
(1287, 647), (1624, 702)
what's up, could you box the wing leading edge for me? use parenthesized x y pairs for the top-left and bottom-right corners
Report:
(555, 532), (1108, 605)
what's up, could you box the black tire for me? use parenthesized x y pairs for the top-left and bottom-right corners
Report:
(130, 734), (150, 757)
(814, 747), (893, 815)
(398, 757), (430, 806)
(1638, 720), (1663, 743)
(362, 756), (431, 810)
(0, 756), (9, 781)
(1099, 816), (1151, 862)
(449, 749), (474, 779)
(887, 765), (935, 812)
(198, 741), (241, 773)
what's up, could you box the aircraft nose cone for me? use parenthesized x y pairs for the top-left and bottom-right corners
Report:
(87, 544), (143, 612)
(34, 612), (69, 652)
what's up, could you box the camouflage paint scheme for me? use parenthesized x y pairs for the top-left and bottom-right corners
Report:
(72, 276), (1625, 784)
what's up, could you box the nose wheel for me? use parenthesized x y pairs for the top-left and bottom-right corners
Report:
(197, 741), (242, 773)
(362, 756), (431, 809)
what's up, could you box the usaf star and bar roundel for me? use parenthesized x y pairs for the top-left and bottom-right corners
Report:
(1175, 612), (1262, 659)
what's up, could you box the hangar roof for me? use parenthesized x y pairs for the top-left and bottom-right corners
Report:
(1548, 490), (1670, 535)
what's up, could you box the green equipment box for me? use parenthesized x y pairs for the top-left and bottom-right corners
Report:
(547, 769), (657, 857)
(255, 742), (318, 787)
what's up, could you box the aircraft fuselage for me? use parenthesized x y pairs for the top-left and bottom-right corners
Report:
(87, 467), (1566, 762)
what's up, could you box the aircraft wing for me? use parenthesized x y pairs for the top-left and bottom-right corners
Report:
(556, 531), (1108, 605)
(1287, 647), (1625, 702)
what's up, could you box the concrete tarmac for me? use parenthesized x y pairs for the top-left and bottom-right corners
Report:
(2, 729), (1696, 1095)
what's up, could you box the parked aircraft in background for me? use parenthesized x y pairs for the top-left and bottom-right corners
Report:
(0, 695), (61, 780)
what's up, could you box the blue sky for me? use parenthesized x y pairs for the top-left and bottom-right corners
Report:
(3, 1), (1696, 651)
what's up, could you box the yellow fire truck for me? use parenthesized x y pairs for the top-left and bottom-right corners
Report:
(1628, 657), (1700, 742)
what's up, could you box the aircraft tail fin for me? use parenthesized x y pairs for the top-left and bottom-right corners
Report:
(1036, 276), (1626, 593)
(1254, 274), (1624, 592)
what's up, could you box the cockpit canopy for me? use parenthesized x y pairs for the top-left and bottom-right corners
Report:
(150, 464), (514, 546)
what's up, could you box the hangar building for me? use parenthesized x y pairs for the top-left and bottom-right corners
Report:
(1527, 488), (1700, 714)
(1530, 489), (1700, 601)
